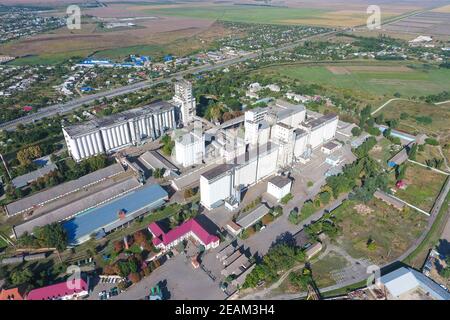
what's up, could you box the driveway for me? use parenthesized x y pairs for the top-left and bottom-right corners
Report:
(112, 253), (227, 300)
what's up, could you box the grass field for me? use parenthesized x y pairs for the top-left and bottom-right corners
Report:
(261, 63), (450, 98)
(333, 199), (427, 265)
(310, 251), (349, 288)
(392, 162), (448, 212)
(377, 100), (450, 137)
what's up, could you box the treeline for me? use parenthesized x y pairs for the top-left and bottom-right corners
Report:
(242, 244), (306, 288)
(5, 154), (111, 201)
(424, 91), (449, 104)
(326, 136), (389, 202)
(18, 223), (68, 252)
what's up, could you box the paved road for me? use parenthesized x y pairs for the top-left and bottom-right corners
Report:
(0, 31), (338, 131)
(262, 177), (450, 300)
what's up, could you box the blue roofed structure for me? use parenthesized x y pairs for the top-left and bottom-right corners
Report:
(63, 184), (168, 245)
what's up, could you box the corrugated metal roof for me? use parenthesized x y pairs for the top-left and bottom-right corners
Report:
(6, 164), (123, 216)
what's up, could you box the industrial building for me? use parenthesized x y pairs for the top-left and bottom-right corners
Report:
(63, 183), (168, 245)
(63, 80), (196, 162)
(267, 175), (292, 202)
(200, 99), (338, 211)
(172, 79), (196, 125)
(63, 101), (177, 161)
(200, 142), (279, 210)
(380, 267), (450, 300)
(5, 163), (124, 217)
(174, 131), (205, 167)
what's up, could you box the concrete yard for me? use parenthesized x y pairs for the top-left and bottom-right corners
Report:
(112, 253), (227, 300)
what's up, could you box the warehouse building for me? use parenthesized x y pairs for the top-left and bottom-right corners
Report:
(63, 101), (177, 161)
(5, 164), (124, 217)
(63, 183), (168, 245)
(13, 176), (141, 238)
(380, 267), (450, 300)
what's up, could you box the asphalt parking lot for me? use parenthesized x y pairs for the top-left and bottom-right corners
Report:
(111, 253), (228, 300)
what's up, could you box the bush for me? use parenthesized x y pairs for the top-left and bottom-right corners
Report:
(280, 193), (293, 205)
(351, 127), (362, 137)
(425, 138), (439, 146)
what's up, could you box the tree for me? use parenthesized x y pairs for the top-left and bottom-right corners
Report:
(407, 143), (418, 161)
(133, 230), (148, 246)
(10, 268), (33, 286)
(288, 210), (299, 225)
(319, 191), (331, 205)
(16, 145), (42, 167)
(113, 240), (124, 253)
(396, 164), (407, 180)
(351, 127), (361, 137)
(33, 223), (67, 251)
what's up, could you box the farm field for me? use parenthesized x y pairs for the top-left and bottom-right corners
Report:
(333, 199), (427, 265)
(260, 63), (450, 99)
(2, 11), (228, 65)
(138, 3), (417, 27)
(392, 162), (448, 213)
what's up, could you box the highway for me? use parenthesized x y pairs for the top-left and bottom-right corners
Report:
(0, 30), (338, 131)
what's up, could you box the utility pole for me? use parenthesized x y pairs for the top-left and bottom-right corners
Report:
(0, 153), (12, 180)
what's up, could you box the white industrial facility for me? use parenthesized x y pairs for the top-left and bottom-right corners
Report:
(63, 80), (195, 161)
(172, 79), (196, 125)
(200, 99), (339, 210)
(174, 131), (205, 167)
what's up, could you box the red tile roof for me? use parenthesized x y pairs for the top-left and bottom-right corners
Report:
(149, 219), (219, 248)
(0, 288), (24, 300)
(27, 278), (88, 300)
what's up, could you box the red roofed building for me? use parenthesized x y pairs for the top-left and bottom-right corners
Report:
(148, 218), (220, 252)
(396, 180), (407, 190)
(27, 277), (89, 300)
(0, 287), (25, 300)
(22, 106), (33, 112)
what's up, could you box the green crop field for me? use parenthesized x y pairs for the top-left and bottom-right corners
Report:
(261, 63), (450, 98)
(143, 5), (329, 25)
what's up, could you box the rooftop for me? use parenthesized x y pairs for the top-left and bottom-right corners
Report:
(269, 175), (292, 189)
(63, 183), (168, 244)
(27, 278), (88, 300)
(14, 177), (141, 238)
(12, 163), (58, 189)
(149, 218), (219, 247)
(236, 204), (270, 229)
(322, 141), (339, 150)
(381, 267), (450, 300)
(201, 164), (235, 182)
(305, 113), (338, 129)
(139, 150), (179, 172)
(63, 100), (175, 137)
(0, 287), (24, 300)
(6, 164), (124, 217)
